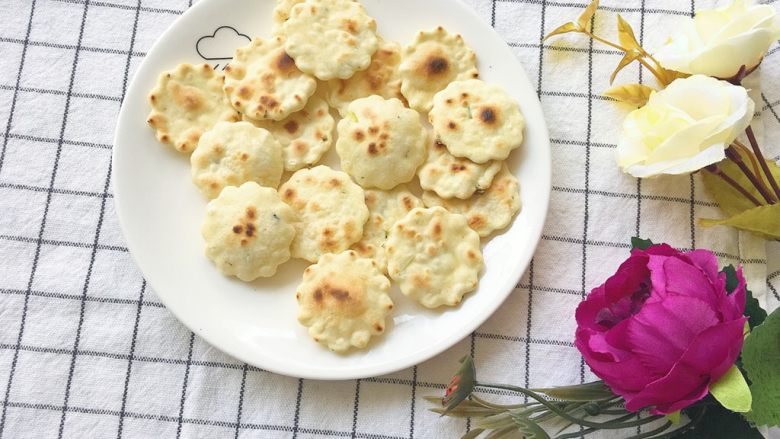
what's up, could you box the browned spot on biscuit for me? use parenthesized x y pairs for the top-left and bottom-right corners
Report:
(402, 196), (414, 210)
(237, 86), (252, 99)
(448, 121), (458, 130)
(246, 207), (256, 219)
(314, 289), (324, 302)
(240, 238), (248, 246)
(240, 152), (249, 161)
(330, 288), (350, 301)
(367, 143), (378, 155)
(233, 225), (243, 234)
(432, 221), (442, 237)
(467, 250), (478, 260)
(245, 223), (256, 237)
(329, 178), (342, 188)
(284, 120), (299, 134)
(353, 130), (365, 141)
(283, 188), (296, 200)
(323, 228), (333, 237)
(373, 323), (384, 332)
(368, 126), (379, 135)
(469, 215), (486, 229)
(260, 95), (279, 109)
(426, 56), (449, 75)
(479, 107), (497, 125)
(343, 19), (357, 33)
(450, 164), (467, 172)
(275, 51), (296, 73)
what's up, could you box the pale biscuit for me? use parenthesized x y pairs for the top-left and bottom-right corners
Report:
(386, 207), (483, 308)
(224, 36), (317, 121)
(147, 63), (241, 154)
(349, 214), (387, 273)
(296, 251), (393, 352)
(429, 79), (524, 163)
(202, 182), (296, 282)
(272, 0), (306, 30)
(399, 27), (479, 114)
(336, 96), (427, 190)
(280, 166), (369, 262)
(418, 139), (501, 199)
(325, 39), (404, 116)
(191, 121), (284, 199)
(283, 0), (379, 80)
(350, 185), (423, 272)
(422, 164), (521, 237)
(247, 95), (334, 172)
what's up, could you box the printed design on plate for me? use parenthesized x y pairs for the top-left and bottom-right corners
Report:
(196, 26), (251, 70)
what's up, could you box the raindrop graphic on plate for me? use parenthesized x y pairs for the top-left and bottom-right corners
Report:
(196, 26), (251, 70)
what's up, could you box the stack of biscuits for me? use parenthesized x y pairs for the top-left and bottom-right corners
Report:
(146, 0), (524, 353)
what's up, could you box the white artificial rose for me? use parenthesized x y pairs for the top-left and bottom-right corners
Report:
(616, 75), (755, 178)
(655, 0), (780, 78)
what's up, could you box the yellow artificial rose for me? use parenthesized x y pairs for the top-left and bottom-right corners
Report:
(616, 75), (754, 178)
(655, 0), (780, 78)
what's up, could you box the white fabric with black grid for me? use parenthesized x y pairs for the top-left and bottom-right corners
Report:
(0, 0), (778, 438)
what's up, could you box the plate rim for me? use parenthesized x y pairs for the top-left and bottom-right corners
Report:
(112, 0), (552, 380)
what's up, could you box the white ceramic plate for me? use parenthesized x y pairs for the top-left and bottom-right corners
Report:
(113, 0), (551, 380)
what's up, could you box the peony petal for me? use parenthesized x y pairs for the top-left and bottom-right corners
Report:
(625, 318), (745, 414)
(603, 253), (650, 304)
(662, 256), (720, 304)
(576, 285), (609, 331)
(719, 265), (747, 321)
(641, 143), (726, 177)
(690, 30), (777, 78)
(626, 296), (719, 376)
(646, 116), (725, 164)
(684, 249), (721, 284)
(577, 330), (653, 395)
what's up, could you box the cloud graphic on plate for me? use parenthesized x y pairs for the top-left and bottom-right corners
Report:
(196, 26), (251, 61)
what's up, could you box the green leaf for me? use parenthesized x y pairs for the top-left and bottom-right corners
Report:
(603, 83), (654, 108)
(616, 14), (641, 50)
(610, 50), (641, 84)
(722, 265), (740, 293)
(532, 381), (614, 402)
(577, 0), (600, 32)
(630, 237), (654, 251)
(710, 365), (752, 413)
(665, 410), (681, 425)
(510, 412), (551, 439)
(743, 308), (780, 426)
(699, 204), (780, 239)
(442, 356), (477, 415)
(702, 155), (780, 217)
(678, 402), (763, 438)
(745, 289), (768, 329)
(543, 22), (581, 41)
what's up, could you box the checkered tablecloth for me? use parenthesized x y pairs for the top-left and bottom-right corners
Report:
(0, 0), (778, 438)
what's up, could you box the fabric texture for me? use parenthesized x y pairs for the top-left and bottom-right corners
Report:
(0, 0), (778, 438)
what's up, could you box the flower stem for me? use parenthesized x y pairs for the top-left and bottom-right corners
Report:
(704, 165), (762, 207)
(746, 126), (780, 200)
(725, 147), (776, 204)
(733, 140), (764, 181)
(584, 33), (667, 84)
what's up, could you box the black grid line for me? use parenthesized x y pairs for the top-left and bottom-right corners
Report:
(233, 363), (248, 439)
(0, 36), (147, 58)
(0, 83), (121, 102)
(0, 1), (36, 179)
(0, 132), (113, 150)
(116, 279), (145, 439)
(0, 234), (128, 253)
(350, 379), (361, 439)
(175, 332), (196, 438)
(0, 0), (91, 435)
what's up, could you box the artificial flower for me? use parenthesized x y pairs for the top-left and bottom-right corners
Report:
(575, 244), (747, 414)
(616, 74), (754, 178)
(655, 0), (780, 78)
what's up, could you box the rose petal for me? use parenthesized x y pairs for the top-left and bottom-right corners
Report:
(627, 296), (719, 376)
(625, 318), (745, 414)
(662, 256), (719, 304)
(576, 329), (653, 395)
(684, 249), (721, 286)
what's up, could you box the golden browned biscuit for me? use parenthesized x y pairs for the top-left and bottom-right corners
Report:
(224, 36), (317, 121)
(147, 63), (241, 154)
(399, 27), (479, 114)
(296, 250), (393, 352)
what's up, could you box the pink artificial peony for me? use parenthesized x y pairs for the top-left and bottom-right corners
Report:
(575, 244), (747, 415)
